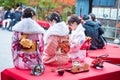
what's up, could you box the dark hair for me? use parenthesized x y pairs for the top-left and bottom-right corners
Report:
(22, 8), (36, 18)
(47, 12), (62, 23)
(68, 15), (81, 25)
(16, 3), (22, 7)
(82, 15), (89, 20)
(89, 13), (96, 21)
(67, 11), (71, 16)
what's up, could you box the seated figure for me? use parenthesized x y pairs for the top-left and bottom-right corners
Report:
(11, 8), (45, 69)
(43, 12), (70, 66)
(67, 15), (86, 61)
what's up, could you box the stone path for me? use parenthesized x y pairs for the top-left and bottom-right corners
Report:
(0, 28), (14, 72)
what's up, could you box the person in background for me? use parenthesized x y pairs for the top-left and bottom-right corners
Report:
(2, 7), (11, 30)
(66, 11), (72, 34)
(67, 15), (86, 61)
(66, 11), (72, 25)
(82, 13), (104, 50)
(11, 8), (45, 69)
(14, 6), (23, 24)
(0, 7), (4, 25)
(43, 12), (70, 66)
(7, 8), (15, 31)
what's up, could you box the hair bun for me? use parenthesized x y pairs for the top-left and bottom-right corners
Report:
(22, 8), (36, 18)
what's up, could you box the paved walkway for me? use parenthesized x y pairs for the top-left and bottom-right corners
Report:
(0, 28), (14, 72)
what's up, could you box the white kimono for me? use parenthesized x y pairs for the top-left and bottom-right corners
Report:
(69, 24), (86, 61)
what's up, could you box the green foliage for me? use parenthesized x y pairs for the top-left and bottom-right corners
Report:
(36, 0), (60, 20)
(0, 0), (76, 21)
(0, 0), (26, 9)
(62, 5), (76, 21)
(36, 0), (75, 21)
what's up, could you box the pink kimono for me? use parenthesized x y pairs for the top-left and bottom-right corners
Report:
(43, 22), (70, 66)
(11, 18), (45, 69)
(43, 35), (70, 66)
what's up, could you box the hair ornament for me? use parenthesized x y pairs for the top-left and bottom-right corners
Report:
(31, 12), (34, 16)
(55, 16), (58, 20)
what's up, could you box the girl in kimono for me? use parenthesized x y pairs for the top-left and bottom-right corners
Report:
(67, 15), (86, 61)
(43, 12), (70, 66)
(11, 8), (45, 69)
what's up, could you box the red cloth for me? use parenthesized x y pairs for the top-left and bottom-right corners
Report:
(0, 21), (2, 25)
(88, 44), (120, 64)
(1, 58), (120, 80)
(36, 20), (50, 29)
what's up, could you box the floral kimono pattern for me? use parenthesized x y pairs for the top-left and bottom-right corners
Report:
(11, 32), (44, 69)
